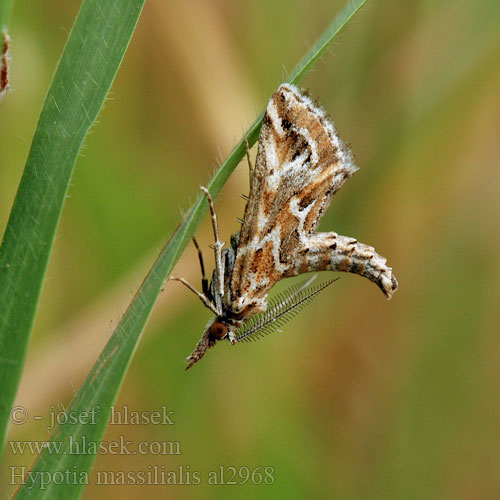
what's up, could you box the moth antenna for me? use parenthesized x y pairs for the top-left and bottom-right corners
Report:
(235, 217), (244, 224)
(239, 193), (249, 201)
(234, 277), (338, 343)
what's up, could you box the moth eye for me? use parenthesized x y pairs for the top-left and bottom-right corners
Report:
(209, 321), (228, 340)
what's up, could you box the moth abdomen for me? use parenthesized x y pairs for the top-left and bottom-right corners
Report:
(292, 232), (398, 299)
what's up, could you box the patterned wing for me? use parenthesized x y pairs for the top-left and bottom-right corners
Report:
(229, 84), (356, 317)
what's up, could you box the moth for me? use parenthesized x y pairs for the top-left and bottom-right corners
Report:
(170, 83), (398, 369)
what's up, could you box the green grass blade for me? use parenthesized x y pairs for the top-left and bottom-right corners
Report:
(287, 0), (367, 84)
(12, 1), (365, 497)
(0, 0), (15, 30)
(0, 0), (145, 459)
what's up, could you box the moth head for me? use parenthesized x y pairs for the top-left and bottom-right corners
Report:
(185, 318), (231, 371)
(208, 320), (229, 340)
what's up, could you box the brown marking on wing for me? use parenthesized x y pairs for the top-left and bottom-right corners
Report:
(251, 243), (274, 280)
(280, 228), (300, 264)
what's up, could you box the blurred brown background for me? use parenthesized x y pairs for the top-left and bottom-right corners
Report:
(1, 0), (499, 498)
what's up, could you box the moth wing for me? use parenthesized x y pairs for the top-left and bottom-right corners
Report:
(229, 83), (356, 315)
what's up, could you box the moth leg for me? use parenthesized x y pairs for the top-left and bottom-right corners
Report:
(200, 186), (225, 301)
(293, 233), (398, 299)
(227, 330), (236, 345)
(168, 276), (219, 315)
(191, 237), (209, 296)
(244, 138), (253, 191)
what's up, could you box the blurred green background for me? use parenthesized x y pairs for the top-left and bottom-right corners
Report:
(1, 0), (499, 498)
